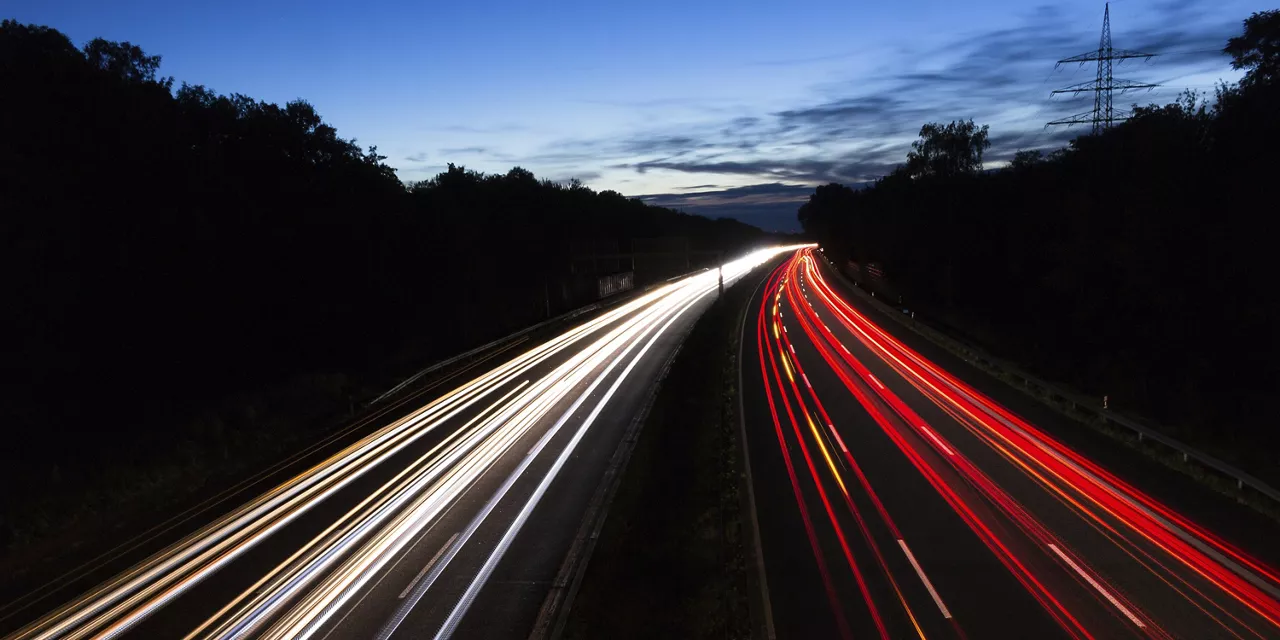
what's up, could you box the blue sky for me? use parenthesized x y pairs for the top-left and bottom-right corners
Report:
(8, 0), (1268, 230)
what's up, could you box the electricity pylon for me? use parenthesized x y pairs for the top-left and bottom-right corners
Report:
(1048, 2), (1158, 135)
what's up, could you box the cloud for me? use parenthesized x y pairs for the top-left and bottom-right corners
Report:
(404, 152), (428, 163)
(518, 0), (1242, 192)
(434, 123), (530, 134)
(986, 128), (1079, 163)
(536, 132), (720, 162)
(773, 95), (931, 140)
(619, 135), (712, 156)
(637, 183), (817, 232)
(549, 170), (603, 184)
(621, 156), (901, 185)
(439, 146), (489, 155)
(643, 182), (815, 206)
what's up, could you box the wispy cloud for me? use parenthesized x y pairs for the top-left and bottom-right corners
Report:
(435, 123), (531, 134)
(619, 156), (901, 185)
(549, 170), (603, 184)
(484, 0), (1244, 227)
(638, 183), (820, 232)
(439, 146), (489, 155)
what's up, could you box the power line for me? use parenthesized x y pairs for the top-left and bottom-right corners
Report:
(1047, 2), (1159, 135)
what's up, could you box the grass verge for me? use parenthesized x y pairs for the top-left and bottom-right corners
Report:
(561, 272), (762, 639)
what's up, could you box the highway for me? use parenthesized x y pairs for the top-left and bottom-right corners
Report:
(742, 248), (1280, 639)
(3, 246), (796, 640)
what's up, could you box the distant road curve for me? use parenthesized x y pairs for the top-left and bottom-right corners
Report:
(742, 247), (1280, 639)
(4, 244), (801, 640)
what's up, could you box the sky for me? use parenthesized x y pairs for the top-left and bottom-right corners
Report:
(8, 0), (1269, 231)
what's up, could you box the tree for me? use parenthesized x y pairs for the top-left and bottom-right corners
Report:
(795, 11), (1280, 481)
(82, 38), (163, 84)
(904, 119), (991, 179)
(0, 20), (79, 63)
(1225, 10), (1280, 89)
(1010, 149), (1043, 171)
(2, 19), (784, 560)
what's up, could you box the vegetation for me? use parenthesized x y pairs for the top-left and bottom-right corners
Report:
(0, 21), (774, 557)
(562, 265), (763, 640)
(797, 10), (1280, 479)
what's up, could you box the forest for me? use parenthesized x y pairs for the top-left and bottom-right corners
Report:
(798, 10), (1280, 475)
(0, 21), (774, 553)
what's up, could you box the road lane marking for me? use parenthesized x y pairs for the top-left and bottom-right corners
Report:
(918, 425), (954, 456)
(1047, 543), (1145, 628)
(898, 540), (952, 619)
(400, 533), (459, 599)
(426, 288), (710, 639)
(17, 249), (801, 640)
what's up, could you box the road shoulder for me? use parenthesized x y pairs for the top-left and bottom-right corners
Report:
(555, 260), (782, 639)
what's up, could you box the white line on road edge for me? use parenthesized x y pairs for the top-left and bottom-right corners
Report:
(897, 540), (952, 619)
(399, 533), (458, 599)
(1047, 544), (1145, 628)
(371, 296), (681, 640)
(740, 266), (779, 640)
(429, 293), (706, 639)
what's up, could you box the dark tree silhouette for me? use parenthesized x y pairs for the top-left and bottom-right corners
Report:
(796, 11), (1280, 480)
(1009, 149), (1044, 171)
(83, 38), (164, 84)
(904, 119), (991, 179)
(0, 20), (781, 555)
(1225, 10), (1280, 88)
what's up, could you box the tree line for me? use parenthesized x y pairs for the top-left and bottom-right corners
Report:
(797, 11), (1280, 475)
(0, 21), (776, 551)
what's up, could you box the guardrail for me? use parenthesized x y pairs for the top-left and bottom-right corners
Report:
(370, 264), (719, 408)
(369, 303), (602, 406)
(818, 253), (1280, 508)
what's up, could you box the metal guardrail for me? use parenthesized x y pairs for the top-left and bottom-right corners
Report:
(371, 264), (719, 408)
(369, 303), (601, 406)
(819, 254), (1280, 507)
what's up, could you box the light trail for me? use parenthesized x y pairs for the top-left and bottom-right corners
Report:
(747, 247), (1280, 639)
(797, 250), (1280, 628)
(9, 246), (801, 640)
(430, 280), (713, 639)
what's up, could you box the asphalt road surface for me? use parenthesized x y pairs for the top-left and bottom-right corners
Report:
(3, 246), (796, 640)
(742, 247), (1280, 640)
